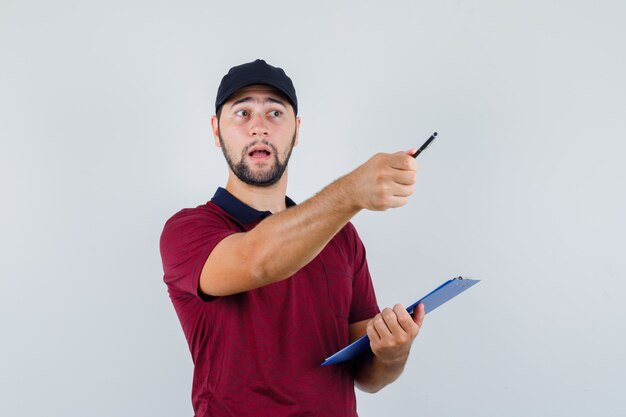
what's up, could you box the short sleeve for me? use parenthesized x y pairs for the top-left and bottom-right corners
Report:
(345, 223), (380, 323)
(159, 206), (237, 299)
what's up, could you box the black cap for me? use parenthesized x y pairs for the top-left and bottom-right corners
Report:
(215, 59), (298, 115)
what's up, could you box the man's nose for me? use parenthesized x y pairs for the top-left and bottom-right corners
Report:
(249, 113), (269, 137)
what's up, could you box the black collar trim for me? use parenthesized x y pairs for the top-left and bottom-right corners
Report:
(211, 187), (296, 224)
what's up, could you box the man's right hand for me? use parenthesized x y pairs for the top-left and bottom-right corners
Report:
(346, 150), (419, 211)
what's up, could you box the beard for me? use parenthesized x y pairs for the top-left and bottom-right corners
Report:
(218, 130), (297, 187)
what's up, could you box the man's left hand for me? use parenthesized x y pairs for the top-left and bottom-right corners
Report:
(366, 303), (425, 365)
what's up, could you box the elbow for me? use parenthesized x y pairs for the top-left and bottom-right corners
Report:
(248, 260), (271, 286)
(354, 379), (385, 394)
(243, 239), (269, 286)
(248, 258), (292, 287)
(246, 246), (280, 287)
(246, 239), (293, 286)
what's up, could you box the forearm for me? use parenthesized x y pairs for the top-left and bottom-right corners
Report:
(246, 174), (360, 284)
(353, 353), (408, 393)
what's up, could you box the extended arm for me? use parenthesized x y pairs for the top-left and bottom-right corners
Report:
(200, 151), (418, 296)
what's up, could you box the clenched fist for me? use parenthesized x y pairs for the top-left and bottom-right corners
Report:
(346, 150), (418, 211)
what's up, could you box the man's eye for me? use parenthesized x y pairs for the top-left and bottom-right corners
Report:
(235, 110), (249, 117)
(268, 110), (281, 117)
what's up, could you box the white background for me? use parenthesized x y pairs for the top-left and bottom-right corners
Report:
(1, 1), (625, 416)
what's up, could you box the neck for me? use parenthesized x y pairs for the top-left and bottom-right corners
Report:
(224, 170), (289, 213)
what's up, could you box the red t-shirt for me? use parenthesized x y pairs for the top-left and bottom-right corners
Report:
(160, 188), (380, 417)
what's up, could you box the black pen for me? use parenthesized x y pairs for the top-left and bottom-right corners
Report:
(412, 132), (438, 158)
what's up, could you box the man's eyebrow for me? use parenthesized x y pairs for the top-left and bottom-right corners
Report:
(265, 97), (286, 107)
(229, 96), (287, 109)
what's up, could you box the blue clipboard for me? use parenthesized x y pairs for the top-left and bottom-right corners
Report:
(321, 277), (480, 366)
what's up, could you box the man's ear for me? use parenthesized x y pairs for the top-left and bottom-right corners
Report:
(294, 116), (301, 147)
(211, 115), (221, 147)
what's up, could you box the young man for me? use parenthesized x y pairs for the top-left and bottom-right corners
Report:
(160, 59), (426, 416)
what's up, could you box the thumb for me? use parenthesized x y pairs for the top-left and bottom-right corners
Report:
(405, 148), (418, 157)
(412, 303), (425, 327)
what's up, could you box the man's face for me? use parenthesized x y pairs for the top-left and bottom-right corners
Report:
(212, 85), (300, 187)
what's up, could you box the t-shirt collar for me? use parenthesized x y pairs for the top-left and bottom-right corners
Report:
(211, 187), (297, 224)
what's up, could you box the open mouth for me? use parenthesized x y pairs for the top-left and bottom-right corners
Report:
(249, 149), (270, 157)
(248, 146), (272, 161)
